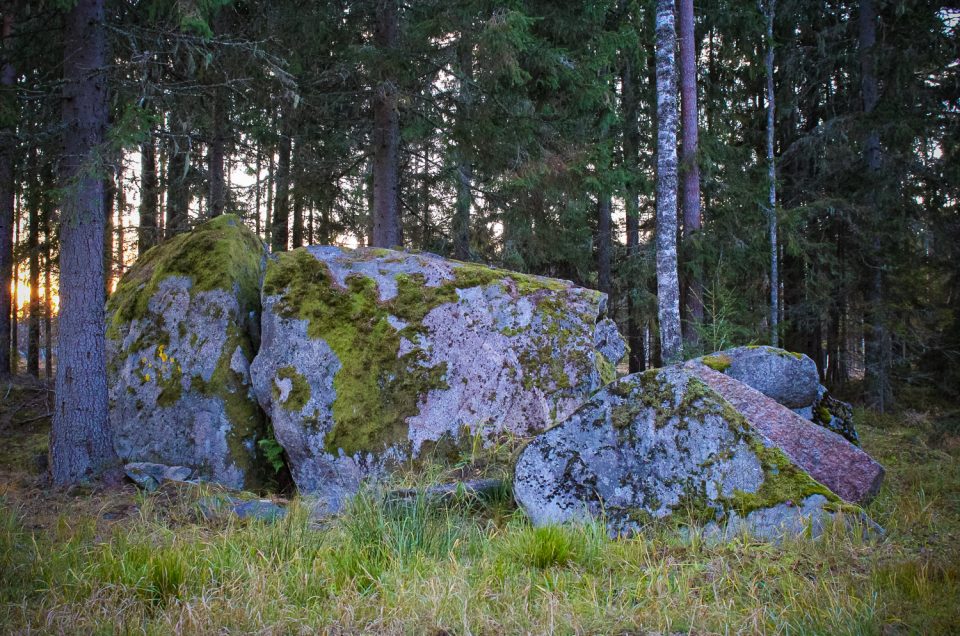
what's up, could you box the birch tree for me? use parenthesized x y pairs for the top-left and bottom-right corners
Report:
(678, 0), (703, 345)
(655, 0), (682, 364)
(763, 0), (778, 346)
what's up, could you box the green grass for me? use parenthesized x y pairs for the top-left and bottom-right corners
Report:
(1, 407), (959, 633)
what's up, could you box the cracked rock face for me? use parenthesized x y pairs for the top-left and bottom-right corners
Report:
(250, 245), (626, 511)
(105, 215), (270, 490)
(513, 367), (847, 540)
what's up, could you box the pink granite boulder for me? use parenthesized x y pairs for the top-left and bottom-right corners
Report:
(685, 361), (884, 505)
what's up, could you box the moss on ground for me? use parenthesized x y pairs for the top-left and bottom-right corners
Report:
(262, 248), (605, 457)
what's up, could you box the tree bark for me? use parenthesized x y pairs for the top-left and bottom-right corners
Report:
(597, 195), (612, 297)
(453, 37), (473, 260)
(654, 0), (683, 364)
(52, 0), (119, 486)
(139, 137), (158, 253)
(859, 0), (890, 411)
(678, 0), (702, 345)
(271, 121), (291, 252)
(42, 171), (52, 380)
(0, 6), (15, 378)
(27, 163), (39, 377)
(208, 91), (227, 218)
(291, 138), (303, 248)
(764, 0), (779, 347)
(622, 51), (644, 373)
(370, 0), (401, 248)
(165, 139), (189, 237)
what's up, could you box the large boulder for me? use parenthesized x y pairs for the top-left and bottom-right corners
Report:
(698, 346), (819, 409)
(685, 362), (883, 504)
(513, 367), (854, 540)
(250, 245), (625, 511)
(106, 215), (271, 490)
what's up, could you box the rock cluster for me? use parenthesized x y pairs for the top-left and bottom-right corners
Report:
(107, 219), (886, 541)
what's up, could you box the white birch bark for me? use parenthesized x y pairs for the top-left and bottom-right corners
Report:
(655, 0), (683, 364)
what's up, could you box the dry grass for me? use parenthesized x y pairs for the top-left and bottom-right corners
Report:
(0, 380), (958, 635)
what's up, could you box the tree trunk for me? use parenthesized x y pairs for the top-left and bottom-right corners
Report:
(10, 193), (17, 373)
(859, 0), (890, 411)
(453, 38), (473, 260)
(654, 0), (683, 364)
(0, 6), (14, 378)
(103, 160), (114, 298)
(271, 122), (291, 252)
(27, 167), (39, 378)
(678, 0), (702, 346)
(622, 51), (644, 373)
(208, 91), (227, 218)
(52, 0), (119, 486)
(291, 139), (303, 248)
(115, 160), (124, 276)
(371, 0), (401, 248)
(42, 173), (52, 380)
(165, 140), (189, 237)
(597, 195), (612, 297)
(254, 151), (262, 237)
(764, 0), (779, 347)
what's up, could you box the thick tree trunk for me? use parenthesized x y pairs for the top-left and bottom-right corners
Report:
(678, 0), (702, 346)
(859, 0), (890, 411)
(0, 6), (14, 378)
(654, 0), (683, 364)
(453, 38), (473, 260)
(165, 140), (189, 237)
(271, 123), (291, 252)
(621, 52), (644, 373)
(597, 196), (612, 297)
(764, 0), (779, 347)
(51, 0), (119, 486)
(254, 151), (261, 237)
(371, 0), (401, 248)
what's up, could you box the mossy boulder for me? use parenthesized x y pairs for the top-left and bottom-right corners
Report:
(106, 215), (270, 490)
(513, 367), (860, 540)
(807, 385), (859, 445)
(249, 245), (626, 510)
(694, 346), (819, 409)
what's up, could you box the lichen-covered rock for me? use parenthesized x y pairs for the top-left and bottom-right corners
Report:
(106, 215), (270, 490)
(513, 367), (849, 539)
(250, 245), (625, 509)
(810, 385), (859, 444)
(686, 363), (883, 504)
(697, 346), (819, 409)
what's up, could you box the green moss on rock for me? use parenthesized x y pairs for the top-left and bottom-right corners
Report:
(106, 215), (265, 339)
(262, 248), (600, 458)
(274, 366), (312, 412)
(701, 354), (732, 372)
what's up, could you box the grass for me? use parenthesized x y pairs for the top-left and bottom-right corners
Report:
(1, 381), (959, 634)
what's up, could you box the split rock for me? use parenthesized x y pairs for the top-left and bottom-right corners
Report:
(513, 367), (850, 539)
(106, 215), (271, 490)
(250, 245), (625, 510)
(686, 362), (883, 504)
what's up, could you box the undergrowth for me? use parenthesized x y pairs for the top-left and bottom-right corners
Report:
(1, 400), (959, 634)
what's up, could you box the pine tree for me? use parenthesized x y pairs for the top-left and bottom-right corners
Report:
(51, 0), (119, 486)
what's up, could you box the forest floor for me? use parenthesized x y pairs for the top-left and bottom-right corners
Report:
(1, 377), (959, 635)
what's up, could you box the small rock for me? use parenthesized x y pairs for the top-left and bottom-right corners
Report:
(198, 494), (287, 522)
(124, 462), (194, 492)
